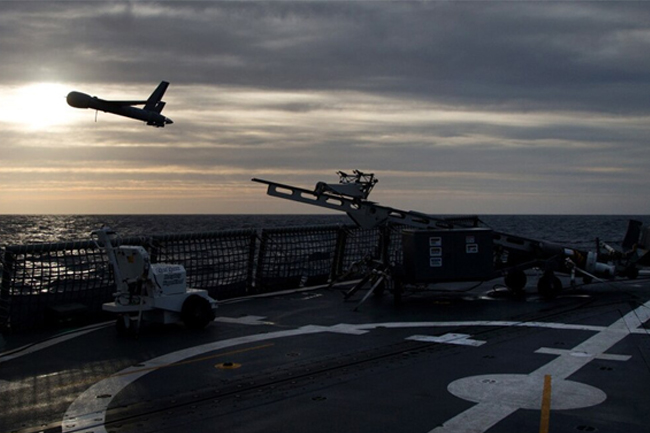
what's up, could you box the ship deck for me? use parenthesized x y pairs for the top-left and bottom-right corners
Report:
(2, 275), (650, 433)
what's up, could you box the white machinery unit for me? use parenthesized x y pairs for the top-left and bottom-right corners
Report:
(93, 228), (217, 334)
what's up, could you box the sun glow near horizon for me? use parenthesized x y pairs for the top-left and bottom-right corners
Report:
(0, 82), (84, 130)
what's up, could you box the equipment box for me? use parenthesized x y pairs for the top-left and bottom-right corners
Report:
(402, 228), (494, 283)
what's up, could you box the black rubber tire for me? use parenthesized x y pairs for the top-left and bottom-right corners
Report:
(181, 295), (214, 330)
(537, 273), (562, 299)
(504, 270), (527, 294)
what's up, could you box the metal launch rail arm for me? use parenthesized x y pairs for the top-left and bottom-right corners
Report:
(252, 176), (572, 260)
(252, 177), (479, 230)
(252, 172), (646, 301)
(253, 176), (546, 294)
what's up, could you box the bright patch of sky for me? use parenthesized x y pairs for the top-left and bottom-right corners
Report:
(1, 2), (649, 215)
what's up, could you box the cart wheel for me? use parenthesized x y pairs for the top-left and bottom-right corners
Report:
(181, 295), (214, 330)
(537, 272), (562, 299)
(504, 270), (527, 295)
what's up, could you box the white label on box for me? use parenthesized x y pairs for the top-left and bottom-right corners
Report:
(429, 237), (442, 247)
(430, 247), (442, 257)
(466, 244), (479, 254)
(466, 236), (475, 244)
(430, 257), (442, 267)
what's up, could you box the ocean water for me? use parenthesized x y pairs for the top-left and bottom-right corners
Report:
(0, 214), (647, 251)
(0, 214), (348, 248)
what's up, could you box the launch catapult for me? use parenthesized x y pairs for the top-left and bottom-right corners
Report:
(254, 171), (649, 304)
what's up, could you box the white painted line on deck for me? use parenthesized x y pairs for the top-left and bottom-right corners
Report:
(306, 324), (370, 335)
(407, 333), (486, 347)
(535, 347), (631, 362)
(353, 320), (650, 335)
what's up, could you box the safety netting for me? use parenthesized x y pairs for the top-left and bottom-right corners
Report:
(150, 230), (256, 301)
(0, 237), (145, 331)
(254, 225), (343, 293)
(0, 224), (398, 331)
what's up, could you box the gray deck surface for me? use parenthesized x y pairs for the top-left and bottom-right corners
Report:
(2, 275), (650, 433)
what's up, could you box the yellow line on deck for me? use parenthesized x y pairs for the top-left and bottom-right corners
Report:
(112, 343), (275, 377)
(539, 374), (552, 433)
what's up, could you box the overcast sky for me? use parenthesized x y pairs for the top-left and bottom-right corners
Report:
(1, 1), (649, 215)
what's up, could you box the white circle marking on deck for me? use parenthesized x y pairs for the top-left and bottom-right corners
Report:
(448, 374), (606, 410)
(429, 299), (650, 433)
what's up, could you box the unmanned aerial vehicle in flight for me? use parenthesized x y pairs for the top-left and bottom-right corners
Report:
(66, 81), (173, 127)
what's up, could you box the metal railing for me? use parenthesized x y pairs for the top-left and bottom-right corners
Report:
(0, 225), (388, 331)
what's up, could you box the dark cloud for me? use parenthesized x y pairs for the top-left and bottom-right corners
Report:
(2, 2), (650, 114)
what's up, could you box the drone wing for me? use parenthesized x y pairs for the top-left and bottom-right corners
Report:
(94, 98), (149, 106)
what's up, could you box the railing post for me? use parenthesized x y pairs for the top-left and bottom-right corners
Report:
(1, 248), (15, 333)
(246, 232), (258, 295)
(331, 226), (349, 282)
(254, 230), (269, 294)
(148, 236), (159, 264)
(379, 225), (392, 265)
